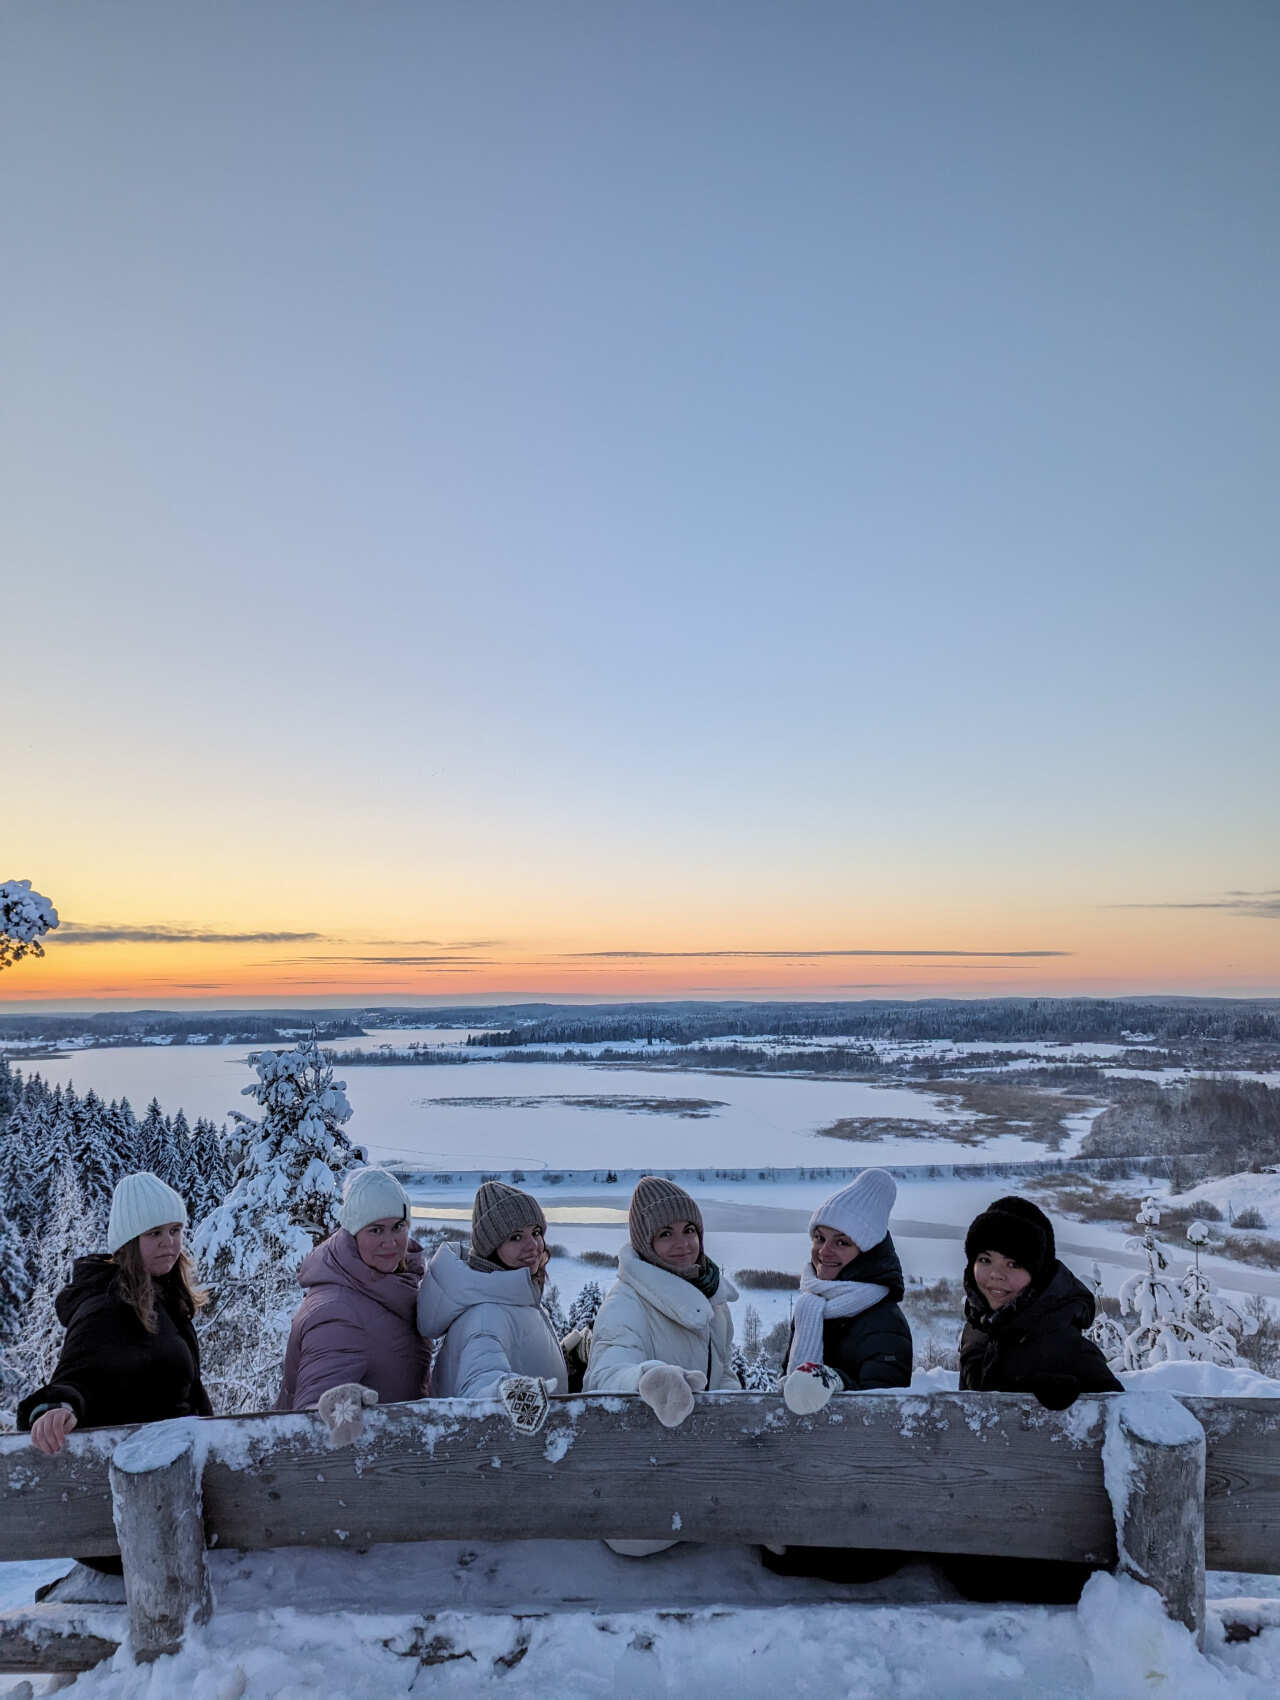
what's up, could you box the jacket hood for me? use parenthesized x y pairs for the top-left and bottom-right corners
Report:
(55, 1254), (118, 1326)
(297, 1229), (424, 1324)
(836, 1231), (905, 1302)
(417, 1239), (545, 1338)
(963, 1258), (1096, 1335)
(614, 1243), (739, 1328)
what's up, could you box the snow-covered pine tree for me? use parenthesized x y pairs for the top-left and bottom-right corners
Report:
(742, 1354), (779, 1392)
(1179, 1220), (1249, 1368)
(1085, 1261), (1126, 1365)
(184, 1116), (232, 1221)
(14, 1157), (95, 1391)
(66, 1087), (115, 1231)
(0, 1203), (32, 1407)
(104, 1096), (143, 1183)
(542, 1282), (569, 1339)
(193, 1039), (360, 1411)
(137, 1098), (177, 1186)
(567, 1280), (604, 1333)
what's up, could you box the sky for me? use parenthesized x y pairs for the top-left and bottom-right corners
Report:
(3, 1), (1278, 1010)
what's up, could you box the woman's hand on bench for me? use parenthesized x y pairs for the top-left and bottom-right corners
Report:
(30, 1406), (77, 1455)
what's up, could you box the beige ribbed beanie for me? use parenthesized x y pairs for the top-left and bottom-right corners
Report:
(628, 1176), (703, 1260)
(471, 1181), (547, 1261)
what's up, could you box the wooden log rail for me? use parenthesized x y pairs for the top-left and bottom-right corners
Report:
(1, 1390), (1277, 1672)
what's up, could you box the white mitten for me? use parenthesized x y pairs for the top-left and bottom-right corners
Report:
(637, 1364), (696, 1429)
(498, 1375), (557, 1434)
(682, 1369), (707, 1394)
(782, 1363), (843, 1416)
(317, 1382), (378, 1446)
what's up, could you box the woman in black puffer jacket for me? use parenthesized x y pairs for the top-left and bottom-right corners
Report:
(761, 1170), (913, 1583)
(18, 1171), (212, 1578)
(946, 1194), (1122, 1604)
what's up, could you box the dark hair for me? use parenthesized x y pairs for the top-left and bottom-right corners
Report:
(112, 1238), (208, 1334)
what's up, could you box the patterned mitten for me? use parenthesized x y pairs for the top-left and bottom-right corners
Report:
(637, 1364), (696, 1428)
(317, 1382), (378, 1446)
(782, 1363), (843, 1415)
(498, 1375), (557, 1434)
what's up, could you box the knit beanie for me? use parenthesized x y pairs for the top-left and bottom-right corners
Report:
(808, 1169), (896, 1253)
(107, 1172), (188, 1255)
(338, 1167), (410, 1236)
(629, 1176), (703, 1261)
(471, 1181), (547, 1261)
(964, 1195), (1055, 1285)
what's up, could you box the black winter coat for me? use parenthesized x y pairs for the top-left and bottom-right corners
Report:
(17, 1254), (212, 1432)
(796, 1233), (913, 1390)
(959, 1260), (1122, 1398)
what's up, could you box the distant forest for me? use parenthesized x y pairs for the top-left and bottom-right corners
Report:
(465, 997), (1280, 1049)
(2, 997), (1279, 1055)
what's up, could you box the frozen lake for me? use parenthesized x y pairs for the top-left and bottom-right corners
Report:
(16, 1027), (1083, 1171)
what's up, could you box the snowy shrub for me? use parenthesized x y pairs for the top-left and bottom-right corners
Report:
(1117, 1197), (1247, 1371)
(733, 1268), (800, 1290)
(1233, 1206), (1267, 1230)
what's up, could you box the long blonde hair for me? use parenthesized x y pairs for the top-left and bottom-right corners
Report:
(112, 1239), (208, 1334)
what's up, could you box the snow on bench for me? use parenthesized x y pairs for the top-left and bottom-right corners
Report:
(2, 1390), (1277, 1673)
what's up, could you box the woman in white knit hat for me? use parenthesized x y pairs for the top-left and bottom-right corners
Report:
(17, 1170), (212, 1574)
(417, 1180), (567, 1428)
(762, 1168), (913, 1583)
(277, 1167), (430, 1444)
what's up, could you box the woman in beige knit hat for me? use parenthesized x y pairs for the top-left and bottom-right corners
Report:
(417, 1180), (567, 1431)
(583, 1177), (738, 1554)
(584, 1177), (738, 1425)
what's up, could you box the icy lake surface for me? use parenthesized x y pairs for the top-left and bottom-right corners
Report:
(20, 1027), (1080, 1171)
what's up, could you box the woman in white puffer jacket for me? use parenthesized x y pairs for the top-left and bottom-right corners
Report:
(417, 1182), (566, 1405)
(584, 1176), (737, 1556)
(585, 1177), (738, 1420)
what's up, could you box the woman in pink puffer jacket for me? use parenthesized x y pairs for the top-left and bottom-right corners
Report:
(277, 1168), (430, 1440)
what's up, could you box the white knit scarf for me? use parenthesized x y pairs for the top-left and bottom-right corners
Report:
(786, 1268), (890, 1374)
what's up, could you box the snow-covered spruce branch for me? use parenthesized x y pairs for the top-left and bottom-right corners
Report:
(0, 880), (58, 971)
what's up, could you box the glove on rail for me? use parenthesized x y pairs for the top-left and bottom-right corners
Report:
(637, 1364), (706, 1428)
(317, 1382), (378, 1447)
(782, 1362), (843, 1416)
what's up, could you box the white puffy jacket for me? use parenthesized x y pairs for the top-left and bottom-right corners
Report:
(417, 1242), (567, 1399)
(584, 1245), (739, 1395)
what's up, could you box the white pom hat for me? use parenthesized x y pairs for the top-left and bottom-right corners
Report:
(808, 1168), (896, 1253)
(338, 1168), (410, 1237)
(107, 1172), (188, 1254)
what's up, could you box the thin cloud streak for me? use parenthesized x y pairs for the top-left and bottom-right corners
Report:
(567, 947), (1070, 960)
(1111, 893), (1280, 919)
(57, 924), (331, 946)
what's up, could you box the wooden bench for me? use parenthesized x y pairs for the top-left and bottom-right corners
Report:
(2, 1390), (1277, 1672)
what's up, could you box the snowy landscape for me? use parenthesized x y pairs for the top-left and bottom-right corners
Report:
(2, 1000), (1280, 1696)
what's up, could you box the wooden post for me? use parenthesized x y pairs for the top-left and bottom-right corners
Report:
(1104, 1393), (1206, 1646)
(109, 1421), (213, 1663)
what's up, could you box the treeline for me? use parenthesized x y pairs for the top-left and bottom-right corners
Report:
(0, 1010), (366, 1047)
(1083, 1078), (1280, 1181)
(0, 1060), (233, 1405)
(466, 997), (1280, 1049)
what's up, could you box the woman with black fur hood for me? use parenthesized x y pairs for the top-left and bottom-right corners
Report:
(946, 1194), (1122, 1604)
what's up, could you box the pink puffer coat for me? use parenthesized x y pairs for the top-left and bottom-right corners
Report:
(276, 1231), (431, 1410)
